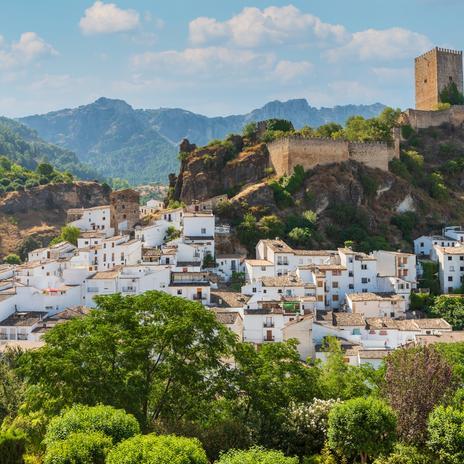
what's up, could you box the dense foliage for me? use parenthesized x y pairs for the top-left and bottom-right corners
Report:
(3, 293), (464, 463)
(0, 117), (98, 180)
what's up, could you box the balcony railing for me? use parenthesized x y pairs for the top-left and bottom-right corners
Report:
(263, 336), (275, 342)
(192, 295), (206, 301)
(263, 322), (275, 328)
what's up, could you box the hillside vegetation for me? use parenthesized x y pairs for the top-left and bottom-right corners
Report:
(0, 117), (98, 180)
(170, 111), (464, 254)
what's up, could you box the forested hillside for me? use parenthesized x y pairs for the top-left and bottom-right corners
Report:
(0, 117), (98, 180)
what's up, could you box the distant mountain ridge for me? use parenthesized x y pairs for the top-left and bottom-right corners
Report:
(19, 98), (386, 185)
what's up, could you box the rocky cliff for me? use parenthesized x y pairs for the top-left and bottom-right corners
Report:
(170, 123), (464, 254)
(0, 181), (110, 257)
(172, 136), (270, 203)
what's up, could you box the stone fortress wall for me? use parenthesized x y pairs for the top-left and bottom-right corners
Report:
(267, 136), (399, 177)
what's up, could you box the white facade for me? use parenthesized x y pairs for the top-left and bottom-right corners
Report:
(68, 206), (114, 236)
(435, 246), (464, 293)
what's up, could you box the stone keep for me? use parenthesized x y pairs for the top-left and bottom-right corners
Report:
(415, 47), (463, 110)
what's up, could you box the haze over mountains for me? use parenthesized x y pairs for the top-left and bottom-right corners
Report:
(19, 97), (386, 185)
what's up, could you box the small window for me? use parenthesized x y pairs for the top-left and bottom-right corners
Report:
(333, 281), (339, 288)
(361, 264), (367, 270)
(349, 284), (354, 289)
(177, 289), (182, 295)
(201, 228), (206, 234)
(333, 295), (339, 301)
(448, 276), (453, 282)
(448, 256), (452, 261)
(252, 287), (256, 293)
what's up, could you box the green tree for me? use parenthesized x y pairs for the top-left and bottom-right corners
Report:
(216, 446), (298, 464)
(44, 404), (140, 445)
(318, 337), (374, 400)
(373, 444), (432, 464)
(20, 292), (235, 429)
(44, 431), (112, 464)
(232, 340), (320, 449)
(429, 295), (464, 329)
(106, 434), (208, 464)
(327, 397), (397, 464)
(3, 253), (21, 265)
(315, 123), (343, 139)
(165, 225), (181, 242)
(383, 346), (454, 444)
(50, 225), (80, 246)
(428, 405), (464, 464)
(440, 82), (464, 106)
(36, 163), (54, 178)
(0, 429), (26, 464)
(0, 347), (25, 424)
(257, 215), (285, 239)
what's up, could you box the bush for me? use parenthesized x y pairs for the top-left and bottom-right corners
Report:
(44, 404), (140, 445)
(440, 82), (464, 106)
(216, 446), (298, 464)
(390, 212), (418, 242)
(0, 429), (26, 464)
(106, 434), (208, 464)
(4, 253), (21, 265)
(44, 431), (112, 464)
(401, 125), (415, 140)
(373, 444), (432, 464)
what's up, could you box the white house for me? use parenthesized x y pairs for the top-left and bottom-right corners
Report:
(346, 292), (407, 318)
(434, 246), (464, 293)
(67, 205), (114, 236)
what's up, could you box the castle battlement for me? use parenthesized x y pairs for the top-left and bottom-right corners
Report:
(267, 136), (399, 177)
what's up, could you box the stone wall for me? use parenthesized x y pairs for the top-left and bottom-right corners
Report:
(404, 106), (464, 130)
(110, 189), (140, 234)
(415, 48), (463, 110)
(268, 137), (398, 176)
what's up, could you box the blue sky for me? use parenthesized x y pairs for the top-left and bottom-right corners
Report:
(0, 0), (462, 117)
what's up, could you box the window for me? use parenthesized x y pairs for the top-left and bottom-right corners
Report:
(390, 312), (395, 318)
(201, 228), (206, 234)
(448, 276), (453, 282)
(361, 264), (367, 270)
(461, 256), (464, 261)
(177, 289), (182, 295)
(333, 281), (339, 288)
(361, 278), (368, 284)
(349, 284), (354, 289)
(420, 242), (424, 247)
(261, 266), (266, 271)
(448, 256), (452, 261)
(349, 271), (353, 277)
(333, 295), (339, 301)
(317, 281), (323, 287)
(252, 287), (256, 293)
(278, 289), (283, 294)
(362, 288), (368, 293)
(450, 266), (455, 272)
(317, 295), (323, 302)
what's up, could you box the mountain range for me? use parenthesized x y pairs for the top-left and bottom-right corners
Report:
(19, 97), (386, 185)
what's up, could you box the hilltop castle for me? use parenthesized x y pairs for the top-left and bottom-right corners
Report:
(415, 47), (463, 111)
(403, 47), (464, 130)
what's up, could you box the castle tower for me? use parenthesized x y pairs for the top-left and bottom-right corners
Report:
(415, 47), (463, 110)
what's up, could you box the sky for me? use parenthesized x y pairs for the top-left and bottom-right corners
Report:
(0, 0), (462, 117)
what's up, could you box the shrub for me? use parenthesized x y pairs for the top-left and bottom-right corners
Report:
(269, 180), (293, 208)
(44, 404), (140, 445)
(216, 446), (298, 464)
(390, 212), (418, 242)
(428, 172), (448, 200)
(106, 434), (208, 464)
(44, 431), (112, 464)
(4, 254), (21, 265)
(0, 429), (26, 464)
(373, 444), (432, 464)
(389, 158), (411, 180)
(401, 124), (415, 139)
(440, 82), (464, 106)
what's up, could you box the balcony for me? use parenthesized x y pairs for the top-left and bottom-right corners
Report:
(121, 287), (136, 293)
(263, 335), (275, 342)
(192, 295), (206, 301)
(263, 322), (275, 328)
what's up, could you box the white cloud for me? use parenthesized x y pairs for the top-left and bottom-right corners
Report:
(79, 1), (140, 35)
(274, 60), (313, 82)
(132, 47), (275, 77)
(327, 27), (431, 62)
(189, 5), (348, 48)
(0, 32), (57, 70)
